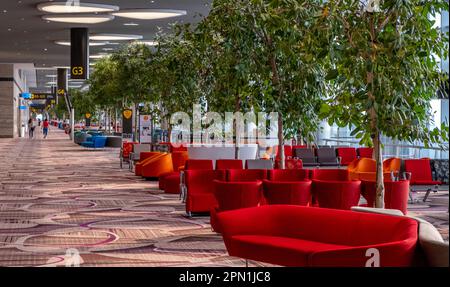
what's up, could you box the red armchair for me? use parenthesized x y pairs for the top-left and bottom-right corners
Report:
(361, 180), (410, 215)
(140, 153), (174, 179)
(404, 158), (442, 202)
(268, 169), (309, 181)
(311, 169), (361, 210)
(217, 205), (418, 267)
(227, 169), (267, 182)
(336, 147), (357, 166)
(185, 170), (226, 216)
(161, 159), (214, 193)
(357, 147), (374, 159)
(216, 159), (244, 170)
(263, 180), (312, 206)
(311, 169), (350, 181)
(210, 181), (263, 232)
(120, 142), (137, 169)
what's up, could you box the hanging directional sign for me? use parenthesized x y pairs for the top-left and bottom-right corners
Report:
(85, 112), (92, 127)
(71, 28), (89, 80)
(57, 68), (68, 97)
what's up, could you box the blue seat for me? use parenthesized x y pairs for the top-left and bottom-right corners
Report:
(81, 136), (107, 148)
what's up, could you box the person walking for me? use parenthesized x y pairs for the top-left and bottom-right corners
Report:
(28, 118), (35, 139)
(42, 118), (49, 139)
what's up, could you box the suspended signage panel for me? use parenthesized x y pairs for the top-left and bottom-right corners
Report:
(71, 28), (89, 80)
(122, 109), (133, 142)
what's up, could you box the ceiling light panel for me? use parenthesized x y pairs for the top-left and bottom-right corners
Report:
(42, 14), (114, 24)
(54, 40), (108, 47)
(90, 34), (143, 41)
(112, 9), (187, 20)
(37, 2), (119, 13)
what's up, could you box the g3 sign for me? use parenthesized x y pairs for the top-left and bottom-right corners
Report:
(72, 66), (84, 77)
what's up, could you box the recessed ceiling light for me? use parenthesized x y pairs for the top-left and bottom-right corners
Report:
(54, 40), (108, 47)
(42, 14), (114, 24)
(112, 9), (187, 20)
(37, 2), (119, 13)
(124, 23), (139, 26)
(45, 75), (57, 78)
(90, 34), (143, 41)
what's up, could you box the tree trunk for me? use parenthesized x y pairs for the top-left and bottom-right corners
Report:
(134, 103), (139, 142)
(278, 116), (285, 169)
(373, 132), (385, 208)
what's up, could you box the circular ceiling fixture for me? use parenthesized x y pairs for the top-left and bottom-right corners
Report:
(112, 9), (187, 20)
(37, 2), (119, 13)
(54, 40), (108, 47)
(42, 14), (114, 24)
(90, 34), (143, 41)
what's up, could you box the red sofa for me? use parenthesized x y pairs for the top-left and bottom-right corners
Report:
(404, 158), (442, 202)
(361, 180), (410, 215)
(185, 169), (226, 216)
(217, 205), (418, 267)
(210, 180), (263, 232)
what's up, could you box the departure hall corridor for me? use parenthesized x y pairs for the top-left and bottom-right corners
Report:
(0, 127), (260, 267)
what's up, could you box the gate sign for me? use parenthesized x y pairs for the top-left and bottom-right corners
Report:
(122, 109), (133, 141)
(71, 28), (89, 80)
(85, 113), (92, 127)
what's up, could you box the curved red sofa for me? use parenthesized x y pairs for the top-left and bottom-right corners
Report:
(263, 180), (312, 206)
(361, 180), (410, 214)
(311, 169), (350, 181)
(185, 169), (226, 215)
(217, 205), (418, 267)
(211, 181), (262, 232)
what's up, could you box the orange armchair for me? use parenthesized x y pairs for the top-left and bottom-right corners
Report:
(141, 153), (175, 179)
(349, 158), (402, 181)
(135, 152), (163, 176)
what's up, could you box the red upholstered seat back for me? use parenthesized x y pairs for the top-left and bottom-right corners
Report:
(214, 181), (262, 211)
(122, 142), (137, 158)
(311, 169), (350, 181)
(275, 145), (293, 159)
(358, 147), (374, 159)
(404, 159), (433, 182)
(185, 159), (214, 170)
(227, 169), (267, 182)
(268, 169), (309, 181)
(221, 205), (417, 246)
(263, 180), (312, 206)
(216, 159), (243, 170)
(185, 170), (226, 194)
(362, 180), (410, 214)
(336, 147), (357, 165)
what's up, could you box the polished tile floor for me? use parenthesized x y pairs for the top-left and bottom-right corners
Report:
(0, 127), (448, 266)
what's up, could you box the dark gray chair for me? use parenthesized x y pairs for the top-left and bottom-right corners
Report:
(316, 147), (340, 166)
(246, 159), (273, 170)
(106, 136), (122, 148)
(294, 148), (318, 167)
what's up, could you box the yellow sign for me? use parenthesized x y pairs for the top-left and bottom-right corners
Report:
(123, 110), (132, 119)
(58, 89), (66, 95)
(85, 113), (92, 119)
(72, 66), (84, 76)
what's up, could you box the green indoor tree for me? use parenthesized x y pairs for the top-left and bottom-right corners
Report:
(322, 0), (449, 207)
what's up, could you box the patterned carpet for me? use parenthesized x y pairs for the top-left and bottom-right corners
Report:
(0, 128), (448, 267)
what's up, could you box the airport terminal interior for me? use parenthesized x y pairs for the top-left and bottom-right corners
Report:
(0, 0), (449, 267)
